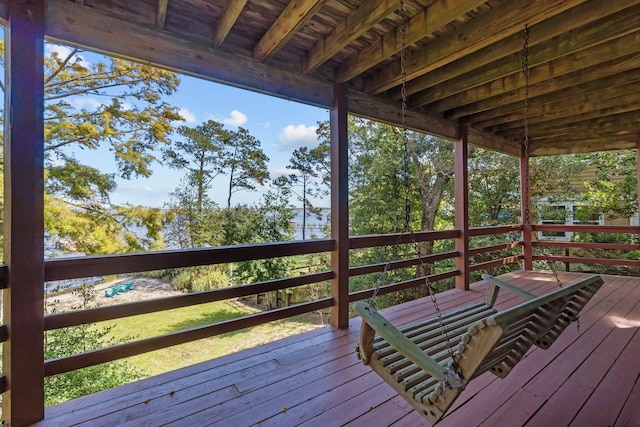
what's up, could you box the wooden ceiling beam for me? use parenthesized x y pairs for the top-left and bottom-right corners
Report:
(433, 32), (640, 117)
(363, 0), (588, 95)
(399, 0), (639, 101)
(303, 0), (397, 73)
(213, 0), (249, 47)
(501, 112), (638, 142)
(469, 69), (640, 128)
(409, 4), (640, 108)
(335, 0), (487, 83)
(452, 54), (640, 122)
(483, 83), (640, 132)
(156, 0), (168, 29)
(530, 135), (639, 156)
(254, 0), (326, 61)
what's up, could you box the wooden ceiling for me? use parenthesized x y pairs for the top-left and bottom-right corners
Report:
(1, 0), (639, 156)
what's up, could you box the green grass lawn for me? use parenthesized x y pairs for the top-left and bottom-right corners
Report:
(100, 299), (324, 377)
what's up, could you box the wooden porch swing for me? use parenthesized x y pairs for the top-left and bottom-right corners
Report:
(354, 11), (605, 425)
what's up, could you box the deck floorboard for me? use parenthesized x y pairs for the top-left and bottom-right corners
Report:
(36, 271), (640, 426)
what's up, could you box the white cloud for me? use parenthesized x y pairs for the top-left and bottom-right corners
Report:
(178, 108), (197, 123)
(278, 124), (319, 149)
(46, 44), (86, 64)
(222, 110), (248, 126)
(70, 97), (102, 110)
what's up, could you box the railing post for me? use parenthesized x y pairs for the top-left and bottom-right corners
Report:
(636, 134), (640, 223)
(520, 145), (533, 270)
(454, 126), (469, 290)
(3, 1), (46, 424)
(330, 83), (349, 328)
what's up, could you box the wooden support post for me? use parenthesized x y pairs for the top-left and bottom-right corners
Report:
(636, 134), (640, 223)
(330, 83), (350, 329)
(520, 145), (533, 270)
(3, 1), (46, 424)
(454, 126), (469, 290)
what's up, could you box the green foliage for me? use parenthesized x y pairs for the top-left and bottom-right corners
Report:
(45, 284), (145, 406)
(168, 265), (230, 292)
(579, 150), (638, 220)
(164, 120), (270, 210)
(0, 41), (181, 256)
(275, 141), (329, 240)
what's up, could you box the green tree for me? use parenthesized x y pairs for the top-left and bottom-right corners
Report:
(45, 284), (145, 406)
(0, 42), (182, 255)
(164, 120), (230, 213)
(277, 145), (328, 240)
(223, 127), (270, 209)
(578, 150), (637, 220)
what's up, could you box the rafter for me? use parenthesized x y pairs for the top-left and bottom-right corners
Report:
(530, 135), (639, 156)
(409, 3), (640, 108)
(432, 32), (640, 117)
(303, 0), (397, 73)
(254, 0), (326, 61)
(398, 0), (639, 101)
(469, 69), (640, 127)
(497, 109), (639, 139)
(363, 0), (588, 95)
(485, 87), (640, 133)
(156, 0), (168, 29)
(335, 0), (487, 83)
(213, 0), (248, 47)
(451, 54), (640, 121)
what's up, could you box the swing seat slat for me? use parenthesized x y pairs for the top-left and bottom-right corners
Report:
(355, 274), (603, 424)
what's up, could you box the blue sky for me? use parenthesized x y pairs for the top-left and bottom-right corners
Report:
(46, 44), (330, 209)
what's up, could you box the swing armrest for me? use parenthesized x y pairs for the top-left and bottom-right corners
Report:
(355, 301), (445, 381)
(482, 274), (537, 301)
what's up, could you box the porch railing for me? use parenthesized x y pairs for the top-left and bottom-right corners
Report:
(1, 223), (638, 396)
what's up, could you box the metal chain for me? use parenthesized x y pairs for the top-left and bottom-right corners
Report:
(522, 24), (531, 226)
(522, 25), (562, 289)
(398, 0), (459, 376)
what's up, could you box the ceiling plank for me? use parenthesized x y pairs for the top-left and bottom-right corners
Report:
(530, 135), (638, 156)
(502, 112), (638, 142)
(364, 0), (588, 95)
(497, 105), (640, 138)
(213, 0), (249, 47)
(469, 69), (640, 127)
(254, 0), (327, 61)
(335, 0), (487, 83)
(487, 88), (640, 133)
(156, 0), (168, 29)
(410, 4), (640, 108)
(303, 0), (397, 73)
(399, 0), (639, 100)
(433, 32), (640, 117)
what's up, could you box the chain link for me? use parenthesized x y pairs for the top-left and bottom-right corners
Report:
(522, 24), (531, 226)
(522, 25), (562, 289)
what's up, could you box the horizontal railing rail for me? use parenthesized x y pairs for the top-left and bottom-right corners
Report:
(46, 271), (334, 330)
(348, 251), (458, 277)
(349, 229), (459, 249)
(349, 270), (459, 302)
(45, 239), (335, 281)
(45, 298), (333, 376)
(531, 224), (640, 270)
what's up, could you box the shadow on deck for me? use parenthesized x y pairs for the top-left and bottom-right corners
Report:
(36, 271), (640, 426)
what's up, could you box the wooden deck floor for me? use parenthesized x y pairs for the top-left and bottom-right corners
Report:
(37, 271), (640, 426)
